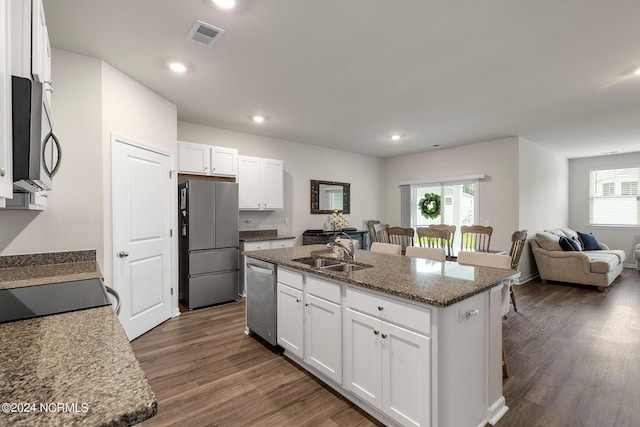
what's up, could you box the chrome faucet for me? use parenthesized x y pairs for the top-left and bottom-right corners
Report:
(327, 232), (356, 262)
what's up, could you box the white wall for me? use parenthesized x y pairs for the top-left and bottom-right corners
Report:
(101, 61), (177, 289)
(569, 151), (640, 266)
(518, 137), (569, 279)
(383, 137), (520, 256)
(178, 122), (384, 245)
(0, 49), (104, 258)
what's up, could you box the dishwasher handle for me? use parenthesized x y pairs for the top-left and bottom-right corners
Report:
(246, 262), (274, 276)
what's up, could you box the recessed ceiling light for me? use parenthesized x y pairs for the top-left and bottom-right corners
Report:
(213, 0), (236, 9)
(252, 115), (265, 123)
(168, 62), (187, 73)
(634, 67), (640, 76)
(391, 134), (401, 141)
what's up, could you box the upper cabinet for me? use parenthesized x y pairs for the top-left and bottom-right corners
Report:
(31, 0), (51, 106)
(177, 141), (238, 177)
(0, 0), (12, 201)
(238, 155), (283, 210)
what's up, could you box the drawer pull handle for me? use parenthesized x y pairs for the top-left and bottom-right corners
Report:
(296, 298), (301, 303)
(381, 333), (388, 339)
(373, 330), (380, 335)
(465, 309), (479, 319)
(305, 303), (310, 307)
(377, 306), (383, 311)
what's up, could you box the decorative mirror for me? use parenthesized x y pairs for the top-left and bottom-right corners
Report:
(310, 180), (350, 214)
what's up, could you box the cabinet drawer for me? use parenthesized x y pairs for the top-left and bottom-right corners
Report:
(278, 267), (304, 291)
(271, 239), (294, 249)
(244, 241), (270, 251)
(346, 286), (431, 335)
(306, 275), (341, 304)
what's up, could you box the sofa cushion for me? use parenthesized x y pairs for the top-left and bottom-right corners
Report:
(535, 232), (562, 251)
(586, 253), (620, 273)
(578, 231), (601, 251)
(559, 236), (581, 251)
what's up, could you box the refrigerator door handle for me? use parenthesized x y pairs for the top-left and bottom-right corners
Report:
(246, 263), (274, 276)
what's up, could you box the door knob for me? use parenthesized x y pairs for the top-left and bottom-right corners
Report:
(118, 251), (129, 258)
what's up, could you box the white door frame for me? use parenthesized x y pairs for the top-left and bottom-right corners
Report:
(110, 133), (178, 336)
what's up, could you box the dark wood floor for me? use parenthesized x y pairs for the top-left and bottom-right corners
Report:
(131, 269), (640, 427)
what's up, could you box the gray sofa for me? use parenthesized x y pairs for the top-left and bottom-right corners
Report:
(531, 228), (626, 291)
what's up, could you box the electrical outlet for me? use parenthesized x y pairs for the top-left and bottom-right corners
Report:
(284, 217), (290, 225)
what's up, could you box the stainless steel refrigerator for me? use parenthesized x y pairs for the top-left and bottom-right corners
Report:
(178, 179), (239, 310)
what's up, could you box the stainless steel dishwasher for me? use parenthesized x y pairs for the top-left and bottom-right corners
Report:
(245, 258), (277, 345)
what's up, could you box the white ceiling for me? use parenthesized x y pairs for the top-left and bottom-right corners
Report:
(44, 0), (640, 159)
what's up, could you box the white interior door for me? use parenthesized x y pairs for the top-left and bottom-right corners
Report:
(112, 135), (172, 340)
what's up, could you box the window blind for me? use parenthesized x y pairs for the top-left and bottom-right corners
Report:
(590, 167), (640, 226)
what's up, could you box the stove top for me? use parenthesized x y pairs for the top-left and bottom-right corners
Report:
(0, 278), (112, 324)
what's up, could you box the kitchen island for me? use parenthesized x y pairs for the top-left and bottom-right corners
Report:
(0, 251), (157, 427)
(244, 244), (517, 427)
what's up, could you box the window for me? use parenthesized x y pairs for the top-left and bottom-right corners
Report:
(621, 181), (638, 196)
(590, 167), (640, 226)
(409, 181), (478, 248)
(602, 182), (615, 196)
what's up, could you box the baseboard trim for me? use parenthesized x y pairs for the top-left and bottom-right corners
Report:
(487, 396), (509, 425)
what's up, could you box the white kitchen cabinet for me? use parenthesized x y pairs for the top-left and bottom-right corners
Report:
(31, 0), (50, 106)
(344, 287), (431, 427)
(276, 282), (304, 359)
(304, 275), (342, 384)
(0, 0), (12, 201)
(210, 145), (237, 176)
(238, 155), (283, 210)
(178, 141), (237, 177)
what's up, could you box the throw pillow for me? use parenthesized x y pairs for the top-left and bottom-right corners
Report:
(535, 232), (562, 251)
(559, 236), (581, 251)
(560, 228), (583, 249)
(577, 231), (601, 251)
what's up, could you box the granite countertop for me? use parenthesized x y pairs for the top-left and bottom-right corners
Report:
(239, 229), (295, 242)
(0, 251), (157, 426)
(243, 245), (518, 307)
(0, 261), (101, 290)
(240, 235), (296, 242)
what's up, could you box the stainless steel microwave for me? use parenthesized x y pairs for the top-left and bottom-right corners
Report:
(11, 75), (61, 192)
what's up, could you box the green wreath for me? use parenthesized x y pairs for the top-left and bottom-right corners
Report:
(419, 193), (441, 220)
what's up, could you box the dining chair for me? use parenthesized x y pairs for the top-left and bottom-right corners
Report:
(507, 229), (528, 313)
(387, 227), (415, 254)
(366, 220), (380, 242)
(372, 223), (390, 243)
(460, 225), (493, 252)
(405, 246), (446, 261)
(370, 242), (402, 255)
(456, 250), (512, 377)
(428, 224), (456, 258)
(416, 227), (450, 258)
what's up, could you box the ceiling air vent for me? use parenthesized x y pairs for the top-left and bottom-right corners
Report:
(187, 20), (225, 47)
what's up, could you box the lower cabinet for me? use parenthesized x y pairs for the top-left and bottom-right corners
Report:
(344, 305), (431, 427)
(276, 269), (343, 383)
(276, 282), (304, 358)
(304, 278), (342, 384)
(276, 269), (433, 427)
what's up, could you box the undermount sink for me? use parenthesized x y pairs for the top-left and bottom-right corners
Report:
(292, 257), (343, 268)
(291, 257), (373, 272)
(322, 263), (372, 272)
